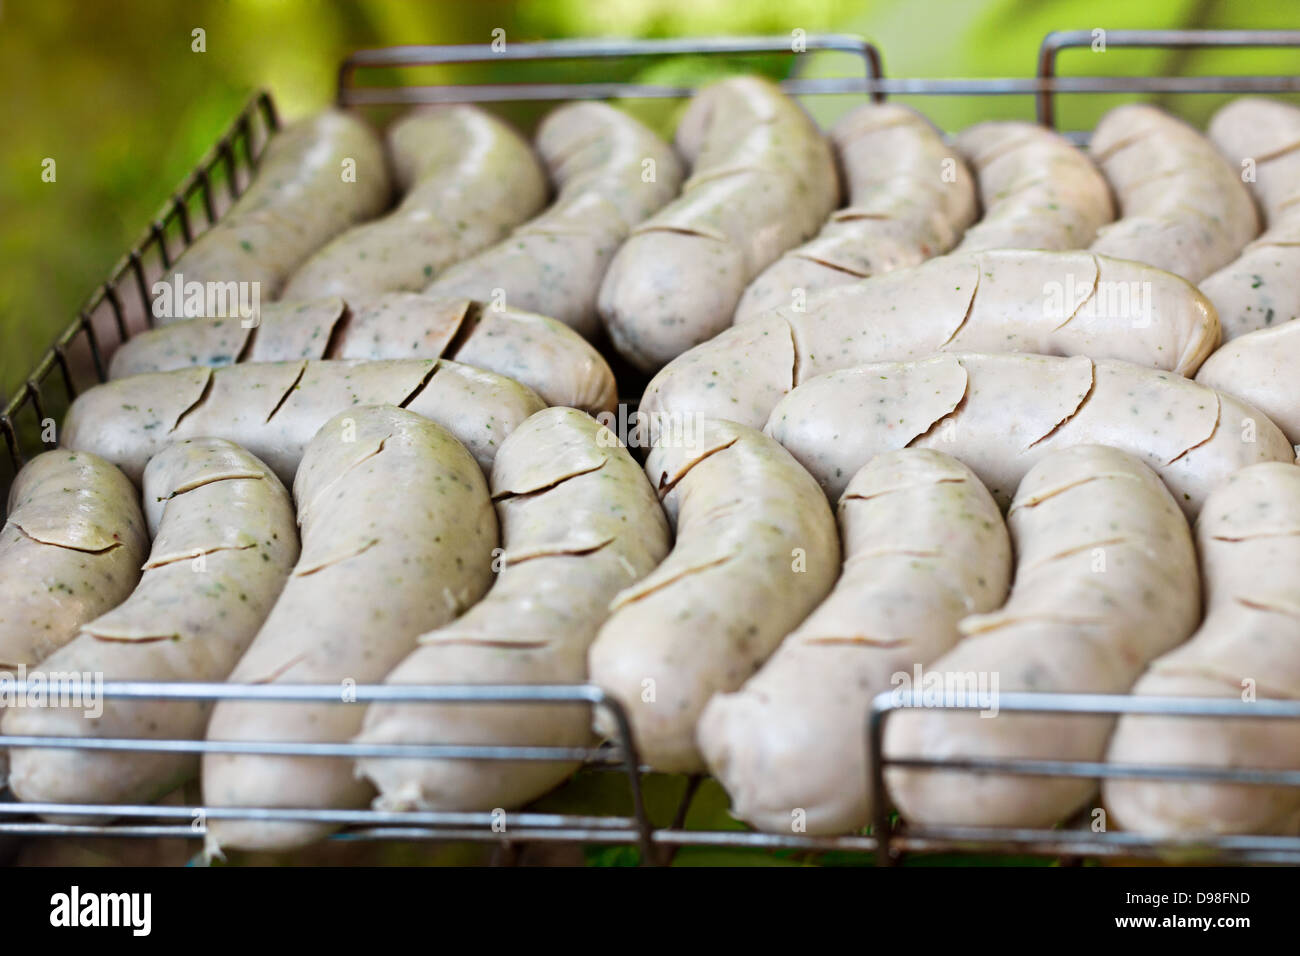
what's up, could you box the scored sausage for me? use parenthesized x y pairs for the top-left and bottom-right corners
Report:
(61, 357), (546, 485)
(1088, 104), (1258, 282)
(1104, 462), (1300, 836)
(424, 102), (684, 337)
(733, 103), (976, 322)
(1195, 318), (1300, 447)
(765, 352), (1296, 513)
(281, 106), (547, 301)
(587, 419), (839, 772)
(642, 250), (1220, 431)
(159, 110), (389, 313)
(597, 76), (838, 372)
(355, 407), (670, 812)
(1201, 97), (1300, 339)
(698, 449), (1011, 835)
(108, 293), (616, 415)
(2, 438), (298, 814)
(953, 120), (1114, 252)
(0, 451), (148, 672)
(0, 451), (148, 782)
(202, 406), (496, 853)
(884, 444), (1200, 828)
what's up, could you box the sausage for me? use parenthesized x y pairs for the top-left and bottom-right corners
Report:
(642, 250), (1221, 431)
(424, 102), (684, 337)
(0, 451), (148, 671)
(1195, 319), (1300, 447)
(587, 419), (839, 772)
(158, 110), (389, 313)
(884, 444), (1200, 828)
(355, 407), (670, 812)
(953, 121), (1114, 252)
(202, 406), (496, 852)
(1201, 98), (1300, 339)
(1088, 104), (1258, 282)
(765, 352), (1296, 513)
(0, 451), (149, 782)
(2, 438), (298, 813)
(1103, 462), (1300, 835)
(281, 106), (548, 301)
(1199, 215), (1300, 340)
(61, 357), (546, 485)
(698, 449), (1011, 835)
(597, 76), (838, 371)
(108, 293), (616, 415)
(733, 103), (976, 322)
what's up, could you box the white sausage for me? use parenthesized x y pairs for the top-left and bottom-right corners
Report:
(0, 451), (149, 782)
(698, 449), (1010, 834)
(1089, 104), (1258, 282)
(2, 438), (298, 813)
(355, 407), (670, 811)
(1104, 462), (1300, 836)
(108, 293), (617, 415)
(953, 120), (1114, 252)
(281, 106), (547, 301)
(587, 418), (839, 772)
(202, 406), (496, 852)
(1201, 98), (1300, 339)
(733, 103), (976, 322)
(642, 250), (1220, 431)
(61, 357), (546, 485)
(424, 102), (684, 337)
(597, 76), (838, 371)
(159, 111), (390, 313)
(765, 352), (1296, 513)
(1195, 318), (1300, 447)
(884, 444), (1200, 827)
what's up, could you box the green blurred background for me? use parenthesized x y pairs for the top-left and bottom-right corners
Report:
(3, 0), (1299, 399)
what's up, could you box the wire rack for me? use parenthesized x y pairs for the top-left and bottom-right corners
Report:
(4, 30), (1300, 866)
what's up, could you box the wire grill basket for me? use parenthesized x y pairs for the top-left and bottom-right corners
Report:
(4, 30), (1300, 866)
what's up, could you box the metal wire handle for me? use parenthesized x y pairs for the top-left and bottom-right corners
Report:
(337, 33), (887, 106)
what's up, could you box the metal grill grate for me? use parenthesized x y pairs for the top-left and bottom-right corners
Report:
(4, 31), (1300, 866)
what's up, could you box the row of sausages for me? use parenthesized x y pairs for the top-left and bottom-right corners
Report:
(4, 417), (1296, 843)
(4, 80), (1300, 848)
(143, 86), (1300, 452)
